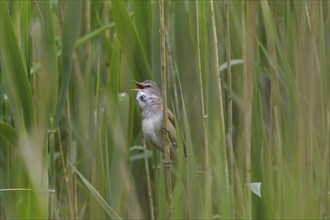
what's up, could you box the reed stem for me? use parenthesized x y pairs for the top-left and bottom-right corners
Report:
(210, 0), (231, 212)
(159, 0), (173, 218)
(224, 0), (235, 186)
(143, 138), (155, 220)
(195, 0), (209, 177)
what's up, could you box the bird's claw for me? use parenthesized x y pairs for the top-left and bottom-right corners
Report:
(163, 159), (172, 168)
(162, 127), (170, 134)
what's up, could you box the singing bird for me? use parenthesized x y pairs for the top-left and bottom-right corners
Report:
(132, 80), (186, 162)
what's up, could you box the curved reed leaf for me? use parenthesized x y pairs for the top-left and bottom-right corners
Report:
(132, 1), (150, 60)
(0, 1), (34, 132)
(111, 1), (152, 81)
(219, 59), (244, 72)
(54, 1), (83, 126)
(71, 165), (123, 220)
(35, 0), (58, 116)
(20, 0), (31, 75)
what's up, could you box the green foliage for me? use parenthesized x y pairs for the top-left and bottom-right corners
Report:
(112, 0), (152, 81)
(54, 1), (83, 126)
(0, 122), (16, 144)
(72, 164), (122, 219)
(0, 0), (34, 133)
(0, 0), (329, 219)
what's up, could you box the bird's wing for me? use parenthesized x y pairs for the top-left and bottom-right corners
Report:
(167, 109), (175, 128)
(167, 108), (187, 158)
(166, 109), (177, 147)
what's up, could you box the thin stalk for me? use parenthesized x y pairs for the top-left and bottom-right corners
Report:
(159, 0), (173, 219)
(4, 98), (10, 189)
(57, 5), (75, 217)
(305, 2), (320, 74)
(324, 111), (330, 218)
(273, 106), (282, 216)
(305, 2), (314, 203)
(224, 0), (234, 186)
(49, 117), (56, 219)
(241, 0), (246, 167)
(265, 4), (280, 217)
(242, 0), (248, 185)
(57, 129), (73, 218)
(143, 138), (155, 220)
(65, 94), (76, 219)
(196, 1), (210, 217)
(73, 52), (84, 87)
(267, 14), (278, 152)
(84, 1), (91, 37)
(306, 3), (321, 205)
(58, 0), (63, 26)
(165, 30), (180, 119)
(243, 1), (257, 218)
(211, 0), (231, 217)
(195, 0), (209, 174)
(83, 0), (92, 77)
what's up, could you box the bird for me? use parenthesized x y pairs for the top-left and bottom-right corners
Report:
(132, 80), (186, 162)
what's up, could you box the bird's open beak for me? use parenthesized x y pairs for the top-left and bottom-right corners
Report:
(131, 80), (144, 92)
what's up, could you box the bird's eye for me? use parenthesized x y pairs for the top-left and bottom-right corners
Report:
(144, 85), (150, 88)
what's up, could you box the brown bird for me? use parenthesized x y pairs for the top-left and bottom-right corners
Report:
(132, 80), (186, 162)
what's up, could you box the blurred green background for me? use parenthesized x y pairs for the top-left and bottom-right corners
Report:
(0, 0), (329, 219)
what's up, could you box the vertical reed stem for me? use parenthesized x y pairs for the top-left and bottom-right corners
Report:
(166, 31), (180, 116)
(274, 106), (282, 216)
(241, 0), (247, 181)
(196, 0), (212, 215)
(65, 94), (76, 219)
(319, 110), (330, 218)
(84, 0), (92, 76)
(143, 138), (155, 220)
(242, 0), (249, 185)
(210, 0), (231, 216)
(224, 0), (235, 186)
(195, 0), (209, 174)
(243, 1), (257, 217)
(49, 117), (56, 219)
(195, 2), (210, 216)
(159, 0), (173, 218)
(57, 129), (72, 217)
(209, 0), (225, 152)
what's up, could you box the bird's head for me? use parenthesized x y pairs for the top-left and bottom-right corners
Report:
(132, 80), (162, 110)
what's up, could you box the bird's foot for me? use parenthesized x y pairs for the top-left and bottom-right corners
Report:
(162, 127), (170, 135)
(163, 159), (172, 168)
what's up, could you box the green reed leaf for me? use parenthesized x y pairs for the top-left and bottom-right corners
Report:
(0, 1), (34, 132)
(111, 0), (152, 81)
(72, 164), (123, 220)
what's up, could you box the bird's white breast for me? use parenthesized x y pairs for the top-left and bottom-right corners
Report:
(142, 111), (163, 150)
